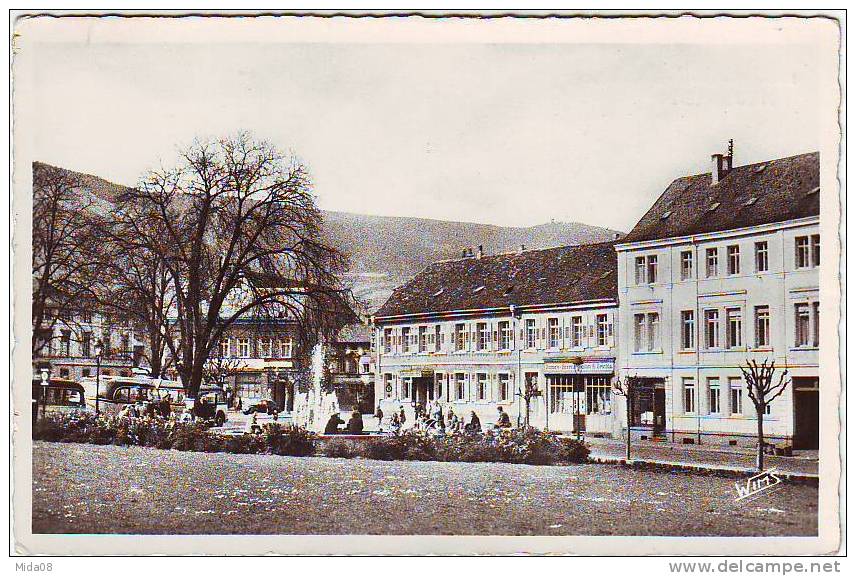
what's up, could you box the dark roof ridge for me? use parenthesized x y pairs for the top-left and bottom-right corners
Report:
(432, 239), (619, 265)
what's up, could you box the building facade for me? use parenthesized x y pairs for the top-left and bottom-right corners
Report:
(327, 322), (375, 414)
(209, 317), (300, 412)
(615, 149), (820, 448)
(33, 309), (143, 381)
(373, 242), (620, 434)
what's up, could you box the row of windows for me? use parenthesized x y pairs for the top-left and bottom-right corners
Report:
(681, 376), (771, 417)
(218, 337), (293, 359)
(634, 301), (820, 353)
(382, 315), (615, 355)
(44, 330), (131, 358)
(382, 372), (513, 402)
(634, 234), (820, 285)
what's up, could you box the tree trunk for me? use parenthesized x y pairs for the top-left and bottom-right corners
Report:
(756, 406), (765, 471)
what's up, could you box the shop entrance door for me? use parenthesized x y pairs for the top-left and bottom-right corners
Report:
(793, 378), (819, 450)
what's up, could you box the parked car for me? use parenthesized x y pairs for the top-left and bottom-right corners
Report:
(242, 399), (278, 416)
(31, 377), (91, 422)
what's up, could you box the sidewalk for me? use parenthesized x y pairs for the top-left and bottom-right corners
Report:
(585, 436), (818, 480)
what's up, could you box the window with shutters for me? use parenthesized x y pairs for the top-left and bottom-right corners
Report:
(418, 326), (428, 353)
(706, 248), (719, 278)
(570, 316), (584, 347)
(454, 324), (465, 351)
(498, 373), (510, 402)
(383, 328), (392, 354)
(434, 325), (442, 352)
(548, 318), (560, 349)
(455, 373), (466, 401)
(525, 319), (537, 349)
(596, 314), (610, 347)
(680, 250), (694, 280)
(476, 373), (488, 401)
(498, 321), (512, 350)
(476, 322), (489, 351)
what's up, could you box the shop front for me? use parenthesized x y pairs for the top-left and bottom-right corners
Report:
(544, 357), (615, 435)
(400, 368), (435, 412)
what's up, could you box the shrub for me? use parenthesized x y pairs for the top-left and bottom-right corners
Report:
(556, 436), (590, 463)
(224, 433), (265, 454)
(264, 423), (316, 457)
(321, 439), (359, 459)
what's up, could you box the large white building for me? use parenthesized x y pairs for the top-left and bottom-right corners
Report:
(372, 242), (620, 434)
(615, 149), (820, 449)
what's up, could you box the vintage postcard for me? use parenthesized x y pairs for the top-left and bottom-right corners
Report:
(9, 11), (844, 557)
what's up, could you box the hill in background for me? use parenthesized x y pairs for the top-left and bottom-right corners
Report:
(323, 211), (623, 312)
(33, 162), (623, 313)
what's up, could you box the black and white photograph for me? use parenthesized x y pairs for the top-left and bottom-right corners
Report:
(9, 10), (844, 560)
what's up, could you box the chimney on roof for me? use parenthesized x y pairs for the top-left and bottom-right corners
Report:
(477, 245), (484, 259)
(710, 140), (734, 185)
(461, 249), (468, 258)
(519, 244), (526, 254)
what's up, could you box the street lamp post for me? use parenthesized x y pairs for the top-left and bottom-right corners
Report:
(94, 340), (103, 415)
(39, 368), (50, 422)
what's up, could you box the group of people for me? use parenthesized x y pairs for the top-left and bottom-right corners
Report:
(116, 395), (186, 422)
(324, 410), (365, 435)
(375, 402), (513, 435)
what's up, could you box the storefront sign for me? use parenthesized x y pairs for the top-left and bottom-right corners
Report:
(399, 368), (434, 378)
(543, 357), (615, 374)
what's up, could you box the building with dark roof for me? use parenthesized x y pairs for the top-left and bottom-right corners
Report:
(373, 241), (620, 434)
(615, 146), (821, 449)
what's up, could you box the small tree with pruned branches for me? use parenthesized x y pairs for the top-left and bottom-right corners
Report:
(740, 358), (791, 471)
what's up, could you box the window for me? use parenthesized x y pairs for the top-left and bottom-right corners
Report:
(596, 314), (610, 347)
(548, 318), (560, 349)
(586, 376), (612, 414)
(455, 324), (466, 351)
(525, 319), (537, 349)
(383, 328), (392, 353)
(418, 326), (428, 353)
(704, 309), (720, 349)
(755, 241), (769, 272)
(647, 312), (660, 351)
(729, 377), (743, 415)
(683, 377), (696, 414)
(727, 245), (740, 275)
(476, 373), (488, 401)
(402, 379), (411, 400)
(477, 322), (489, 351)
(434, 325), (442, 353)
(498, 373), (510, 401)
(705, 248), (719, 278)
(257, 338), (272, 358)
(570, 316), (584, 347)
(82, 368), (91, 378)
(634, 256), (646, 285)
(646, 255), (658, 284)
(219, 338), (231, 358)
(237, 338), (250, 358)
(498, 321), (512, 350)
(811, 234), (820, 267)
(812, 302), (820, 346)
(726, 308), (742, 349)
(59, 368), (70, 378)
(434, 373), (444, 400)
(755, 306), (770, 348)
(795, 236), (811, 268)
(402, 327), (412, 353)
(455, 373), (466, 401)
(680, 310), (695, 350)
(633, 313), (660, 352)
(59, 330), (71, 356)
(680, 250), (694, 280)
(708, 377), (721, 414)
(279, 338), (293, 358)
(795, 303), (811, 347)
(81, 332), (92, 358)
(633, 314), (645, 352)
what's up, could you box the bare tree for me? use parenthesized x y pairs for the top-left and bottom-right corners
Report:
(516, 373), (542, 429)
(96, 228), (177, 378)
(112, 133), (353, 400)
(32, 162), (103, 356)
(740, 359), (791, 471)
(612, 376), (639, 462)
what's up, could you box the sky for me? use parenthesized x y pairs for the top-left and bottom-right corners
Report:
(22, 22), (827, 232)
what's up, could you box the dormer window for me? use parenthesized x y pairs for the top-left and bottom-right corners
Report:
(661, 211), (672, 220)
(708, 202), (721, 212)
(432, 288), (444, 297)
(743, 197), (757, 206)
(473, 286), (485, 294)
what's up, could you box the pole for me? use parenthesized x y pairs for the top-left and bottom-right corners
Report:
(625, 390), (631, 461)
(95, 355), (101, 415)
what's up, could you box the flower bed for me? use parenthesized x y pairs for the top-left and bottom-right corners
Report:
(34, 414), (590, 465)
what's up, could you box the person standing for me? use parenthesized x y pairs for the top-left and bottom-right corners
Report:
(375, 404), (384, 429)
